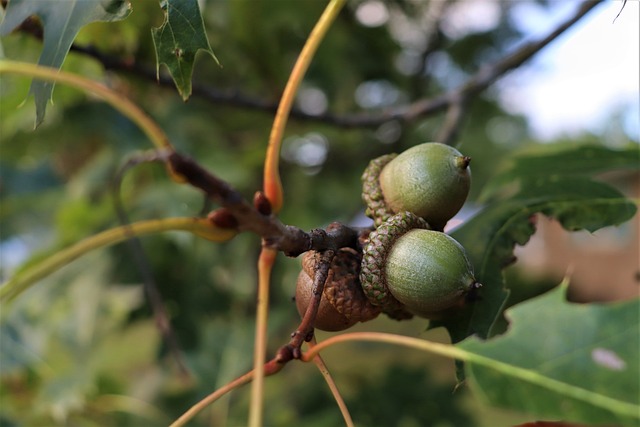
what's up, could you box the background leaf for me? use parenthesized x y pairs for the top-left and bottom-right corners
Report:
(0, 0), (132, 126)
(151, 0), (218, 101)
(479, 144), (640, 202)
(458, 285), (640, 426)
(436, 145), (638, 345)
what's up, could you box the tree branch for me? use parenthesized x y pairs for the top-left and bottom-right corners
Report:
(64, 0), (602, 129)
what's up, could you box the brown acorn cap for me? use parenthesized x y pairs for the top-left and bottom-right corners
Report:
(359, 212), (430, 320)
(361, 153), (397, 227)
(297, 249), (381, 331)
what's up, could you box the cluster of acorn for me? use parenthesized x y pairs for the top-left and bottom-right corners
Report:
(295, 142), (480, 331)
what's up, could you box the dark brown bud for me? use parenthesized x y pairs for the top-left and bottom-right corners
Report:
(207, 208), (238, 229)
(253, 191), (272, 216)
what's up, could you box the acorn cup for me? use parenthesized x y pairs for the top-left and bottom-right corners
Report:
(295, 248), (381, 332)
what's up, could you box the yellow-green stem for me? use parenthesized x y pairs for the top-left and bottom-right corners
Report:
(303, 332), (640, 419)
(170, 369), (255, 427)
(0, 60), (172, 151)
(248, 247), (277, 427)
(263, 0), (346, 213)
(250, 1), (346, 425)
(0, 217), (235, 303)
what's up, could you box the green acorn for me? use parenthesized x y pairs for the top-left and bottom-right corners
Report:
(360, 212), (479, 319)
(362, 142), (471, 230)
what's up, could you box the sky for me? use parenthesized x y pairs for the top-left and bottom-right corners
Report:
(501, 0), (639, 141)
(355, 0), (639, 142)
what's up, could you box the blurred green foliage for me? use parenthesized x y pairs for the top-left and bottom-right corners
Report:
(0, 0), (636, 426)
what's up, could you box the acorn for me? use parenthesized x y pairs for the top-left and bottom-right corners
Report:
(362, 142), (471, 230)
(360, 212), (480, 319)
(295, 248), (381, 331)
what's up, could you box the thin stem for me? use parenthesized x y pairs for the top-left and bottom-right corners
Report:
(435, 95), (469, 147)
(308, 338), (354, 427)
(0, 60), (173, 152)
(248, 247), (277, 427)
(112, 155), (191, 378)
(263, 0), (346, 213)
(170, 370), (255, 427)
(303, 332), (466, 363)
(0, 217), (236, 303)
(249, 1), (346, 424)
(170, 350), (290, 427)
(302, 332), (640, 419)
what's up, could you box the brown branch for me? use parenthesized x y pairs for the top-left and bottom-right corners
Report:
(430, 0), (602, 145)
(406, 0), (602, 128)
(435, 95), (469, 147)
(454, 0), (602, 98)
(10, 1), (601, 129)
(166, 152), (366, 257)
(288, 250), (335, 359)
(63, 0), (602, 130)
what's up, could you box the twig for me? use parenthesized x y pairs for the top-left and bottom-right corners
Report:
(613, 0), (628, 23)
(0, 148), (366, 301)
(112, 152), (191, 379)
(308, 337), (354, 427)
(431, 0), (601, 146)
(169, 347), (293, 427)
(435, 94), (469, 147)
(166, 151), (365, 256)
(288, 250), (335, 359)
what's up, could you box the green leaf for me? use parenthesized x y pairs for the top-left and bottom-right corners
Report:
(0, 255), (150, 422)
(434, 143), (639, 347)
(479, 143), (640, 203)
(458, 285), (640, 426)
(151, 0), (219, 101)
(0, 0), (132, 127)
(439, 177), (636, 346)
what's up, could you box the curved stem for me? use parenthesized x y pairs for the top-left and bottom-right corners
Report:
(308, 338), (354, 427)
(0, 217), (236, 303)
(170, 352), (288, 427)
(0, 59), (172, 151)
(302, 332), (640, 419)
(263, 0), (346, 213)
(303, 332), (466, 363)
(170, 370), (255, 427)
(249, 1), (346, 424)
